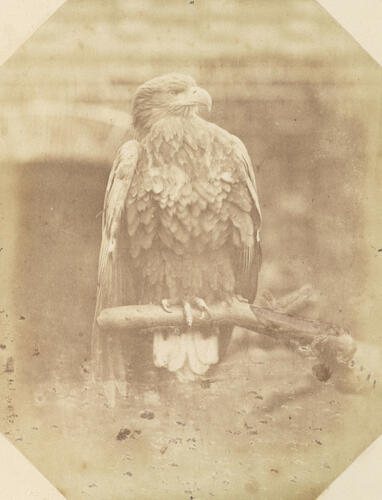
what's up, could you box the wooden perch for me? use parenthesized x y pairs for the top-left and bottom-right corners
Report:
(97, 299), (357, 380)
(98, 300), (339, 340)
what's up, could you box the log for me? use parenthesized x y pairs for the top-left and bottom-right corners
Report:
(97, 300), (357, 378)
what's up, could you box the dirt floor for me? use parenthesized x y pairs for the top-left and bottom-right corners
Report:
(1, 325), (381, 500)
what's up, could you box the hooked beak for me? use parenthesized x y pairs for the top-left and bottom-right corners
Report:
(188, 86), (212, 112)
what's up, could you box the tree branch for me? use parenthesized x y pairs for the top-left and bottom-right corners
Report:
(97, 299), (357, 380)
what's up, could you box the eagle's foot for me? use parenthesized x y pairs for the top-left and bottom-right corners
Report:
(161, 299), (173, 313)
(160, 297), (211, 327)
(159, 298), (194, 327)
(160, 299), (192, 326)
(183, 297), (211, 327)
(183, 300), (193, 328)
(191, 297), (211, 320)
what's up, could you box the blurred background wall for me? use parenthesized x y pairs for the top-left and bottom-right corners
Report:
(0, 0), (381, 384)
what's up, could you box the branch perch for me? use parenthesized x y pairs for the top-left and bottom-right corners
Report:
(97, 299), (357, 380)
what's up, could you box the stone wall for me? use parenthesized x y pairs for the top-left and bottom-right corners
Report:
(0, 0), (380, 105)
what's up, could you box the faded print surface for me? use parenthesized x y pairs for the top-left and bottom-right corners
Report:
(0, 1), (382, 499)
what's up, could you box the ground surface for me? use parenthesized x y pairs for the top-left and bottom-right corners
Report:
(1, 327), (381, 500)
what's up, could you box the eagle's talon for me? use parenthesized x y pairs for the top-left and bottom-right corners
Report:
(183, 301), (193, 328)
(161, 299), (173, 313)
(192, 297), (211, 319)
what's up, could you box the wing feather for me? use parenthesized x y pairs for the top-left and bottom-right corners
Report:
(226, 133), (262, 302)
(91, 140), (140, 397)
(97, 140), (140, 281)
(230, 135), (261, 228)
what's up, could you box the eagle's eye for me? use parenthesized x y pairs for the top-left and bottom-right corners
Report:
(169, 89), (183, 96)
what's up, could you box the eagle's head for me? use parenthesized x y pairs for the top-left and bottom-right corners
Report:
(132, 73), (212, 137)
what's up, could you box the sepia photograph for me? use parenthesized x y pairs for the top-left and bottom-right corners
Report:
(0, 0), (382, 498)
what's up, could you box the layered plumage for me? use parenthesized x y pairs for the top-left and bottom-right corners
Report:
(92, 74), (261, 395)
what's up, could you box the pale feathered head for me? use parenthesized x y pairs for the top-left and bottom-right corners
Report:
(132, 73), (212, 137)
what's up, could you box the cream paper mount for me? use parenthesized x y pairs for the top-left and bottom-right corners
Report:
(0, 1), (382, 499)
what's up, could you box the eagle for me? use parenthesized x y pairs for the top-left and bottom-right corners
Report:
(92, 73), (261, 396)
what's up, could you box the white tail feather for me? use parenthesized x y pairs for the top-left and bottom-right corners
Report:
(153, 330), (219, 378)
